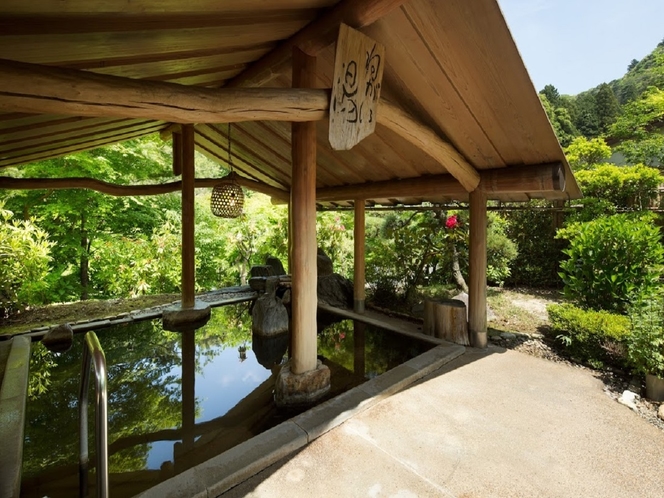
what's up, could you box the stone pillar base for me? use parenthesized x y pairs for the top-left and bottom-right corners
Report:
(274, 360), (331, 408)
(162, 300), (211, 332)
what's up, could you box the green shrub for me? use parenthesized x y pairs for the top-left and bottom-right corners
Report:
(575, 164), (661, 210)
(548, 303), (631, 368)
(486, 214), (518, 286)
(627, 300), (664, 377)
(503, 202), (565, 288)
(0, 206), (52, 315)
(557, 213), (664, 313)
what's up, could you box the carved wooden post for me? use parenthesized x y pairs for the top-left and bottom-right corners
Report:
(354, 198), (366, 313)
(469, 189), (488, 348)
(181, 124), (196, 309)
(290, 48), (319, 375)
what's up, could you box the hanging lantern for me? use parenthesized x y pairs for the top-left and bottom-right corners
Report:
(211, 123), (244, 218)
(211, 172), (244, 218)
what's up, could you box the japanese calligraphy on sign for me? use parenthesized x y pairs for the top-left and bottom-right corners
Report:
(329, 24), (385, 151)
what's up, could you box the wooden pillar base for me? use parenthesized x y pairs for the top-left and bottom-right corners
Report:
(354, 299), (365, 314)
(470, 330), (488, 349)
(162, 301), (211, 332)
(274, 359), (330, 408)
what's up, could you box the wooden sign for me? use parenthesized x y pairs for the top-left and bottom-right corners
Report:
(329, 24), (385, 151)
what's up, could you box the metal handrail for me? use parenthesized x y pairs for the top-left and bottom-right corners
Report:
(79, 331), (109, 498)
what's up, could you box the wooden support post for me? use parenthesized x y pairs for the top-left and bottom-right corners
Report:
(469, 190), (488, 348)
(354, 199), (366, 313)
(172, 132), (183, 177)
(290, 48), (318, 375)
(181, 125), (196, 309)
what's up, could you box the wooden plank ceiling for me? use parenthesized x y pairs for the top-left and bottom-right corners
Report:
(0, 0), (581, 207)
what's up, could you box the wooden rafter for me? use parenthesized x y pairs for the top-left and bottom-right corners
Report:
(225, 0), (411, 88)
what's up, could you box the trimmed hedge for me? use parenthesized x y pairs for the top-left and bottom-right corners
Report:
(548, 303), (631, 368)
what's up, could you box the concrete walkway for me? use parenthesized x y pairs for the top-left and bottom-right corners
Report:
(221, 347), (664, 498)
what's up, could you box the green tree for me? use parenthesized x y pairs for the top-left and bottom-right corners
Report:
(0, 204), (52, 315)
(574, 92), (600, 137)
(610, 86), (664, 166)
(574, 164), (661, 210)
(1, 136), (179, 302)
(539, 94), (578, 146)
(563, 136), (612, 170)
(595, 83), (621, 133)
(540, 84), (561, 107)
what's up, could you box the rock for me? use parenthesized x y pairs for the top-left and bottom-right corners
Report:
(452, 292), (497, 321)
(317, 273), (353, 308)
(249, 276), (266, 292)
(250, 265), (275, 278)
(618, 390), (639, 411)
(266, 255), (286, 276)
(281, 289), (291, 306)
(317, 248), (334, 277)
(658, 404), (664, 421)
(501, 332), (516, 340)
(162, 301), (211, 332)
(252, 276), (289, 336)
(42, 323), (74, 353)
(252, 332), (289, 370)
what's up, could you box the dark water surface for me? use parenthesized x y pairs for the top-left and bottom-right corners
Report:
(21, 304), (432, 497)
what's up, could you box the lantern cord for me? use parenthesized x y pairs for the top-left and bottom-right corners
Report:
(228, 123), (234, 175)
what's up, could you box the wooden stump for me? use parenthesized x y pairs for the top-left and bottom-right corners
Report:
(423, 299), (437, 336)
(424, 298), (469, 345)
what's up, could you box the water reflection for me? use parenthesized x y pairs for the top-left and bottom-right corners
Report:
(21, 306), (432, 497)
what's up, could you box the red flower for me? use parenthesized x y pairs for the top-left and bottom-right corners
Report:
(445, 215), (458, 229)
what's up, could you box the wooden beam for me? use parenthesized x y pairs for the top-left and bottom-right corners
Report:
(377, 101), (480, 192)
(226, 0), (409, 88)
(181, 125), (196, 308)
(0, 58), (329, 124)
(290, 48), (318, 375)
(315, 163), (564, 202)
(354, 199), (366, 313)
(0, 176), (290, 202)
(468, 189), (487, 348)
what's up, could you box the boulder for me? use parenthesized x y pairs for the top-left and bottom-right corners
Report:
(317, 248), (334, 277)
(42, 323), (74, 353)
(250, 265), (275, 278)
(252, 277), (289, 336)
(252, 332), (289, 370)
(452, 291), (497, 321)
(318, 273), (353, 309)
(266, 255), (286, 276)
(249, 277), (266, 292)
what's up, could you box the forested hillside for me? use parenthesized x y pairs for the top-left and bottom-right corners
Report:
(540, 37), (664, 156)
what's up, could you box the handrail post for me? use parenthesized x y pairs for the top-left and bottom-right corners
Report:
(79, 332), (109, 498)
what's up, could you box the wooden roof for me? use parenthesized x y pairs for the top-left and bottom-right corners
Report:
(0, 0), (581, 207)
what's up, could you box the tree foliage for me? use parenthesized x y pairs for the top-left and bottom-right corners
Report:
(574, 164), (661, 210)
(563, 136), (612, 171)
(0, 204), (52, 315)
